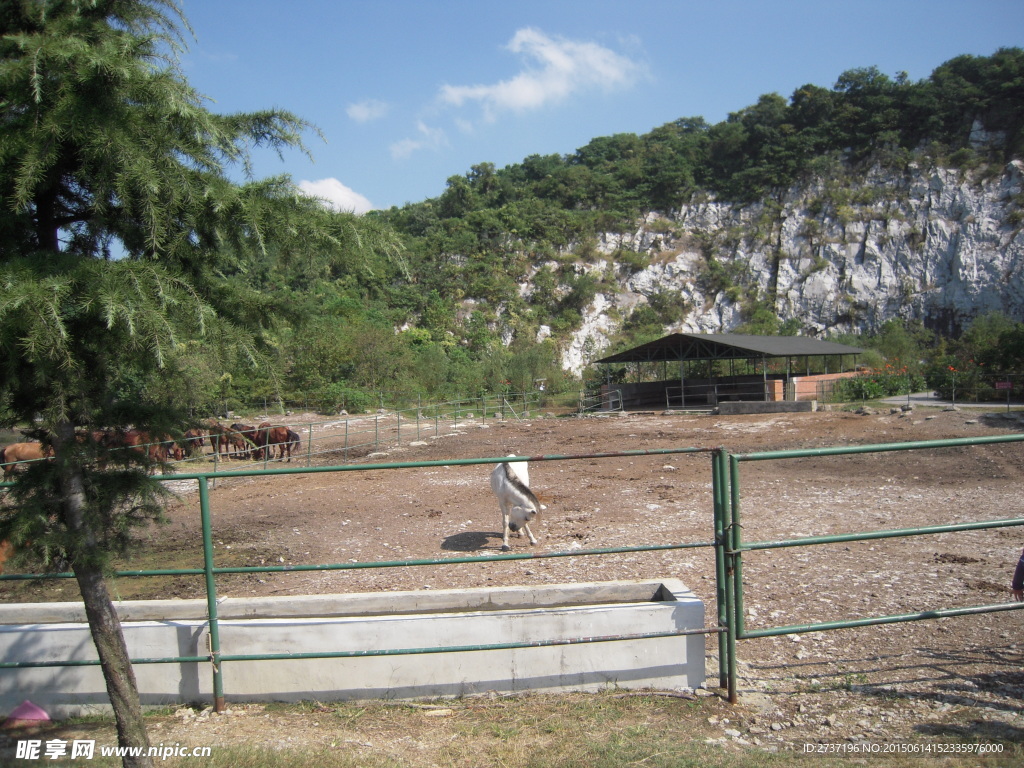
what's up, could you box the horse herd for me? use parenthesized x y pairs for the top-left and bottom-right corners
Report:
(199, 420), (302, 463)
(0, 420), (302, 479)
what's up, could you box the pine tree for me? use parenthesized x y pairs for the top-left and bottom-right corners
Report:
(0, 3), (399, 765)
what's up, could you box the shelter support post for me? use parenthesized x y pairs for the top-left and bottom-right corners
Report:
(679, 360), (686, 407)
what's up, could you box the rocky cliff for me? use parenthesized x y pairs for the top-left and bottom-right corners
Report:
(558, 160), (1024, 374)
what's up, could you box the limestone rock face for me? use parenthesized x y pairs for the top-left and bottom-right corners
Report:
(559, 161), (1024, 374)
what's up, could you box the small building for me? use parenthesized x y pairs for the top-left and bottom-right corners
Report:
(593, 333), (865, 410)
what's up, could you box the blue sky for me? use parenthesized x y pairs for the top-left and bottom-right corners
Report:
(179, 1), (1023, 213)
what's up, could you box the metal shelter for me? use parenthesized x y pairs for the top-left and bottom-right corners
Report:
(593, 333), (865, 409)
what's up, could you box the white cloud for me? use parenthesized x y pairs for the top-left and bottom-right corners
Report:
(389, 137), (422, 161)
(390, 121), (448, 160)
(297, 178), (374, 214)
(439, 28), (644, 120)
(346, 99), (390, 123)
(388, 29), (642, 160)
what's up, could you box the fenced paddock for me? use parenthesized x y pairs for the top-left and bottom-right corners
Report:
(0, 393), (544, 478)
(2, 413), (1024, 720)
(185, 392), (543, 471)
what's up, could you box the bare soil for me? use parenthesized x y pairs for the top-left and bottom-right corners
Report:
(4, 405), (1024, 755)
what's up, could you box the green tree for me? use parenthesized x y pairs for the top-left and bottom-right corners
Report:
(0, 3), (400, 764)
(929, 48), (1024, 156)
(347, 320), (410, 398)
(927, 312), (1024, 398)
(637, 118), (707, 211)
(437, 174), (477, 219)
(831, 66), (910, 162)
(958, 311), (1017, 361)
(859, 319), (935, 376)
(990, 324), (1024, 372)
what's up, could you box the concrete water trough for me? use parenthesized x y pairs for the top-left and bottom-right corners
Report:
(0, 579), (705, 717)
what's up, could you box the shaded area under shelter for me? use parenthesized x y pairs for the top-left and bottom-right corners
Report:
(592, 333), (865, 411)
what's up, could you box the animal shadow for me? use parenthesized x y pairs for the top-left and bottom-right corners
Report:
(441, 531), (504, 552)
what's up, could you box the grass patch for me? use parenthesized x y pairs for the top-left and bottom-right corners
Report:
(0, 513), (282, 604)
(6, 693), (1021, 767)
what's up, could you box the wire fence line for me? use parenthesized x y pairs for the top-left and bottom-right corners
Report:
(0, 393), (546, 480)
(188, 391), (545, 471)
(578, 389), (621, 413)
(206, 389), (556, 421)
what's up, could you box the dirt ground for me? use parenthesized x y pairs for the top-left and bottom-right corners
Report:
(4, 404), (1024, 754)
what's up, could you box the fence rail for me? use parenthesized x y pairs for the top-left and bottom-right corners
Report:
(578, 389), (621, 413)
(199, 390), (548, 421)
(665, 381), (769, 408)
(816, 371), (1024, 405)
(717, 432), (1024, 703)
(209, 392), (542, 469)
(3, 429), (1024, 709)
(1, 393), (543, 478)
(0, 447), (718, 712)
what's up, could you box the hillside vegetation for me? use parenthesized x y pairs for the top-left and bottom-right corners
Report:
(266, 49), (1024, 412)
(26, 49), (1024, 416)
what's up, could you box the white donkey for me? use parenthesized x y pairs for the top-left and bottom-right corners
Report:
(490, 458), (542, 551)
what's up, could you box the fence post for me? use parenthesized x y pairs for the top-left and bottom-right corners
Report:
(344, 417), (349, 461)
(712, 449), (730, 690)
(261, 425), (269, 469)
(199, 476), (225, 712)
(397, 408), (402, 445)
(374, 415), (379, 451)
(726, 454), (743, 704)
(306, 424), (312, 467)
(417, 396), (421, 441)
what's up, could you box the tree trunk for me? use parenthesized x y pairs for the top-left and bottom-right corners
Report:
(33, 187), (61, 254)
(74, 565), (154, 768)
(56, 424), (154, 768)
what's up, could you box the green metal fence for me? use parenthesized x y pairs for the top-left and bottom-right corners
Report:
(716, 433), (1024, 704)
(3, 432), (1024, 709)
(0, 448), (722, 712)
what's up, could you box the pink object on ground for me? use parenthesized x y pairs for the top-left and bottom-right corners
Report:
(3, 700), (51, 728)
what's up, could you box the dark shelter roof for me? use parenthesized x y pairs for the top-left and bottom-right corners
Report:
(594, 333), (865, 364)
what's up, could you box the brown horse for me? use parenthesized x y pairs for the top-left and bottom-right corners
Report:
(202, 420), (233, 459)
(1, 442), (54, 478)
(158, 434), (183, 462)
(228, 423), (258, 459)
(0, 539), (15, 575)
(253, 423), (296, 461)
(107, 429), (171, 462)
(285, 428), (302, 461)
(183, 428), (207, 457)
